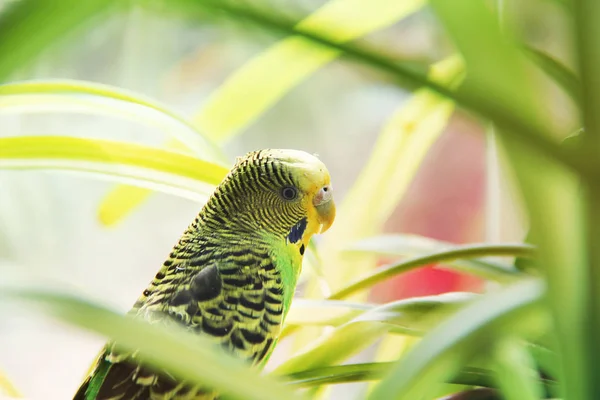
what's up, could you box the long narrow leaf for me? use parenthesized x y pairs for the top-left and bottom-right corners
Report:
(0, 136), (226, 201)
(1, 288), (304, 400)
(168, 0), (584, 175)
(492, 338), (544, 400)
(522, 46), (581, 105)
(368, 279), (548, 400)
(0, 136), (227, 184)
(330, 243), (530, 300)
(274, 293), (476, 375)
(189, 0), (425, 142)
(96, 138), (197, 226)
(286, 363), (556, 394)
(0, 80), (226, 163)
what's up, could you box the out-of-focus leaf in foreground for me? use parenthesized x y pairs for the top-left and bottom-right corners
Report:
(1, 288), (304, 400)
(368, 279), (548, 400)
(274, 292), (476, 375)
(97, 138), (197, 226)
(0, 136), (227, 202)
(96, 0), (427, 226)
(330, 243), (530, 301)
(0, 80), (226, 162)
(190, 0), (426, 143)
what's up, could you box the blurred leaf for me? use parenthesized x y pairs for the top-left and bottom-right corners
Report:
(430, 0), (548, 139)
(285, 362), (392, 387)
(572, 0), (600, 396)
(0, 136), (227, 201)
(286, 363), (556, 394)
(528, 344), (560, 381)
(285, 299), (373, 327)
(331, 243), (530, 300)
(436, 388), (501, 400)
(348, 234), (534, 281)
(97, 138), (196, 226)
(0, 80), (225, 226)
(171, 0), (583, 174)
(292, 54), (463, 354)
(318, 55), (464, 292)
(499, 127), (585, 399)
(0, 369), (21, 398)
(368, 279), (548, 400)
(0, 80), (226, 162)
(1, 288), (304, 400)
(410, 21), (585, 400)
(274, 292), (476, 375)
(492, 338), (544, 400)
(191, 0), (426, 142)
(0, 0), (120, 82)
(522, 46), (581, 105)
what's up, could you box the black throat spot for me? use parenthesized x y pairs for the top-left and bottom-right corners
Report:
(287, 217), (307, 244)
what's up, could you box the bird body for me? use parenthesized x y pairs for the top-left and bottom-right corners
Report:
(74, 149), (335, 400)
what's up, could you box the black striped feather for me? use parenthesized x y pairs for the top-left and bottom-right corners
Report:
(78, 239), (285, 400)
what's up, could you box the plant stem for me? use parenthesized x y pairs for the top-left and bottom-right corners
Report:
(574, 0), (600, 398)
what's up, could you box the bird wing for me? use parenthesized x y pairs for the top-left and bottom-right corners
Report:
(74, 246), (284, 400)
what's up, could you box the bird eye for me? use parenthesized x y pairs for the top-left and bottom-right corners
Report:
(281, 186), (298, 201)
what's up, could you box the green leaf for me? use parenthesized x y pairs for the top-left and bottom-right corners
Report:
(0, 0), (120, 82)
(294, 54), (463, 357)
(521, 46), (581, 105)
(492, 338), (545, 400)
(0, 136), (227, 201)
(1, 288), (304, 400)
(331, 243), (530, 300)
(168, 0), (584, 176)
(285, 299), (373, 327)
(189, 0), (426, 142)
(286, 363), (556, 394)
(316, 55), (463, 292)
(273, 292), (476, 376)
(368, 279), (548, 400)
(96, 138), (198, 226)
(347, 234), (535, 281)
(0, 80), (226, 163)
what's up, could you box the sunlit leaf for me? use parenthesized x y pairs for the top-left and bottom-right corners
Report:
(330, 243), (530, 300)
(285, 299), (373, 327)
(0, 136), (226, 201)
(522, 45), (581, 105)
(492, 338), (544, 400)
(2, 288), (304, 400)
(171, 0), (582, 174)
(274, 292), (476, 375)
(286, 363), (556, 393)
(0, 80), (226, 162)
(191, 0), (426, 142)
(294, 54), (464, 356)
(368, 279), (548, 400)
(97, 138), (198, 226)
(317, 55), (464, 292)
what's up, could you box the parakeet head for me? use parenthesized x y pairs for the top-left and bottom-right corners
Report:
(203, 149), (335, 246)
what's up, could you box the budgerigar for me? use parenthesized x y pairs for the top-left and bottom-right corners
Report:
(73, 149), (335, 400)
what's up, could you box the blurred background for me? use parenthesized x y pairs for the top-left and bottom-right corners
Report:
(0, 0), (575, 398)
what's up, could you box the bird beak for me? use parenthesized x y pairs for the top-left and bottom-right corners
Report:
(313, 185), (335, 233)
